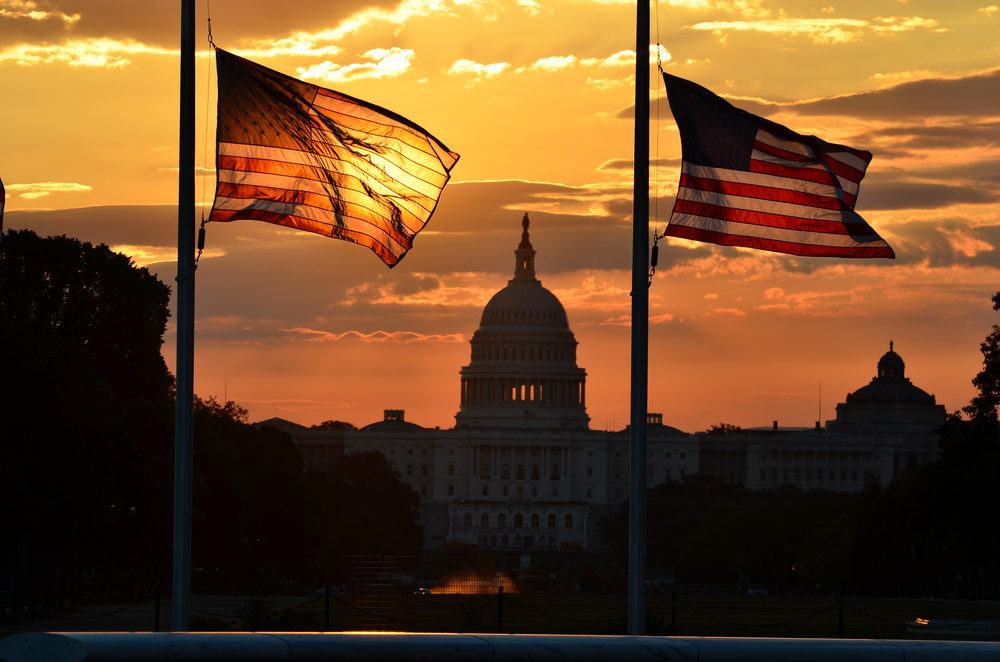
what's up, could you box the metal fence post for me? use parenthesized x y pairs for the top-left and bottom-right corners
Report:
(324, 585), (331, 632)
(154, 583), (161, 633)
(497, 585), (504, 633)
(671, 589), (677, 635)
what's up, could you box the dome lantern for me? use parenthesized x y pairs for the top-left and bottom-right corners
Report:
(514, 213), (536, 282)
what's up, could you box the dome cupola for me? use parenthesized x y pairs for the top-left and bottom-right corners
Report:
(877, 340), (905, 379)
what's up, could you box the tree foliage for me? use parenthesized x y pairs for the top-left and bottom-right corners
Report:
(310, 419), (358, 430)
(1, 231), (423, 605)
(963, 291), (1000, 426)
(305, 450), (423, 556)
(1, 229), (172, 398)
(705, 423), (742, 435)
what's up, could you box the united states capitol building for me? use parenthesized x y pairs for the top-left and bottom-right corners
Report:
(264, 216), (946, 552)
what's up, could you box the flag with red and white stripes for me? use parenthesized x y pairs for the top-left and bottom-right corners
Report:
(209, 49), (459, 267)
(662, 73), (893, 259)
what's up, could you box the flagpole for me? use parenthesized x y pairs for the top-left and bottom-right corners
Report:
(627, 0), (650, 637)
(172, 0), (196, 632)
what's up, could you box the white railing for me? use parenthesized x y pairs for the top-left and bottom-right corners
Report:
(2, 632), (1000, 661)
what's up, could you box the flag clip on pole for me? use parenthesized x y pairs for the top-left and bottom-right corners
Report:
(172, 0), (196, 632)
(627, 0), (650, 637)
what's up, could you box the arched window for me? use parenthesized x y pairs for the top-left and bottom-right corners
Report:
(565, 514), (573, 529)
(531, 514), (539, 527)
(464, 513), (472, 528)
(547, 514), (556, 528)
(498, 513), (506, 529)
(481, 514), (489, 528)
(514, 513), (523, 528)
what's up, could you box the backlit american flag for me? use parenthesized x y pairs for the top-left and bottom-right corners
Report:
(209, 49), (459, 267)
(662, 73), (893, 259)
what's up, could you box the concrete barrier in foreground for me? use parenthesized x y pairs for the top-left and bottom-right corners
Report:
(2, 632), (1000, 662)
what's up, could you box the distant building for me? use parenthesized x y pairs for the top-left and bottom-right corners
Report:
(271, 216), (946, 551)
(700, 342), (945, 491)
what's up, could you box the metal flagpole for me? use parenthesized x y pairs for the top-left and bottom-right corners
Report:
(627, 0), (650, 636)
(172, 0), (196, 632)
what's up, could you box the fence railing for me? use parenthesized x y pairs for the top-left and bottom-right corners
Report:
(5, 587), (1000, 641)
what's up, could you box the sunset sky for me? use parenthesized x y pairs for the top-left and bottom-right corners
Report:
(3, 0), (999, 433)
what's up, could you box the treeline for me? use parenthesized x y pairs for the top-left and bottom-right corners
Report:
(0, 230), (421, 608)
(601, 294), (1000, 599)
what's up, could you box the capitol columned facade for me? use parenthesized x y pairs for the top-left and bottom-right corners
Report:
(267, 216), (946, 552)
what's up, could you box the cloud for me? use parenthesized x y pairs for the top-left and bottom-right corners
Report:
(549, 272), (631, 314)
(0, 37), (172, 66)
(869, 15), (942, 33)
(597, 157), (681, 172)
(530, 54), (578, 72)
(228, 41), (343, 59)
(265, 0), (454, 44)
(296, 47), (415, 82)
(692, 17), (869, 43)
(691, 16), (939, 44)
(576, 0), (770, 18)
(756, 286), (879, 316)
(4, 181), (92, 199)
(283, 327), (466, 343)
(860, 179), (1000, 211)
(0, 0), (78, 25)
(446, 58), (510, 83)
(342, 272), (496, 308)
(792, 69), (1000, 118)
(517, 0), (545, 15)
(979, 5), (1000, 14)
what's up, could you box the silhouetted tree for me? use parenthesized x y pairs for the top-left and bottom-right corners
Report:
(304, 451), (422, 560)
(1, 231), (174, 604)
(964, 291), (1000, 426)
(598, 476), (853, 594)
(705, 423), (742, 435)
(191, 396), (307, 589)
(0, 229), (172, 398)
(310, 420), (357, 430)
(1, 231), (426, 605)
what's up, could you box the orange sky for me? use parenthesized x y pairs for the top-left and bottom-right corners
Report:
(3, 0), (999, 432)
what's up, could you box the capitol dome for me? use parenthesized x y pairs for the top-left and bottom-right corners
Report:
(455, 215), (589, 429)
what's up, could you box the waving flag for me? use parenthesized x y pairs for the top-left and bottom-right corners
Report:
(209, 49), (459, 267)
(662, 73), (893, 259)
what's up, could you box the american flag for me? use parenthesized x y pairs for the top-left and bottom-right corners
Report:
(209, 49), (459, 267)
(662, 73), (893, 259)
